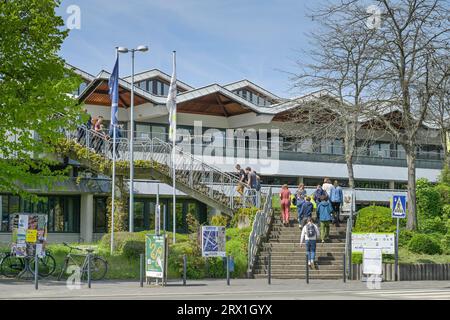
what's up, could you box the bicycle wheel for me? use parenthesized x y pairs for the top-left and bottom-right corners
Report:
(29, 253), (57, 278)
(0, 254), (25, 278)
(83, 256), (108, 281)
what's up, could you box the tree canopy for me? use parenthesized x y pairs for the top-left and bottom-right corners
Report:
(0, 0), (82, 198)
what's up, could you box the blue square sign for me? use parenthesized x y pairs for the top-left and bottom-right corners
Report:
(392, 195), (407, 218)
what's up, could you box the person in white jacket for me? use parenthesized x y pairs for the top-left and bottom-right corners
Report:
(300, 217), (321, 268)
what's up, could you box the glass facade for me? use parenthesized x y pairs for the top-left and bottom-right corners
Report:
(135, 122), (167, 141)
(0, 194), (80, 233)
(94, 197), (108, 233)
(92, 197), (207, 234)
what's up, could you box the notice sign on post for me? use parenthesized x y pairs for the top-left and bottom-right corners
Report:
(352, 233), (395, 254)
(201, 226), (226, 257)
(145, 234), (166, 279)
(363, 248), (382, 275)
(392, 195), (407, 218)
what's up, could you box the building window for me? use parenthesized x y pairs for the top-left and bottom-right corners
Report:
(0, 195), (80, 233)
(94, 197), (108, 233)
(355, 180), (390, 189)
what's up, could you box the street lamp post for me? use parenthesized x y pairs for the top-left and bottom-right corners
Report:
(117, 45), (148, 233)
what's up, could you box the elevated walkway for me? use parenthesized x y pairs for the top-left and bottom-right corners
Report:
(58, 126), (260, 216)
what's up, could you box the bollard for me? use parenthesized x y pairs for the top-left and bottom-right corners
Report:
(140, 254), (144, 287)
(183, 254), (187, 286)
(343, 253), (346, 283)
(305, 254), (309, 284)
(226, 256), (230, 286)
(268, 252), (272, 285)
(34, 253), (39, 290)
(87, 253), (91, 289)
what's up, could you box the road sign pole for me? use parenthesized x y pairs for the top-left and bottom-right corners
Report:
(395, 217), (399, 281)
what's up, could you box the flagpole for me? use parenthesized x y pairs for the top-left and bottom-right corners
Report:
(172, 51), (177, 245)
(110, 48), (119, 255)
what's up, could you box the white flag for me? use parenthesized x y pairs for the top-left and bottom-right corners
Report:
(166, 52), (177, 141)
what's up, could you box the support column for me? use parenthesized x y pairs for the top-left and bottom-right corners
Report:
(297, 176), (304, 185)
(389, 181), (395, 190)
(80, 194), (94, 243)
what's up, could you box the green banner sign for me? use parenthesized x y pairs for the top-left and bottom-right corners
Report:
(145, 234), (166, 279)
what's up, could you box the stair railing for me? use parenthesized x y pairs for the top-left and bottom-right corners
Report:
(247, 187), (273, 276)
(64, 125), (265, 212)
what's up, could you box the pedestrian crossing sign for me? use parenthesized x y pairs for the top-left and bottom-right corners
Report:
(392, 195), (406, 218)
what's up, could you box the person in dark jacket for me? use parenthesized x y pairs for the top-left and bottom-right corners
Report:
(298, 196), (313, 228)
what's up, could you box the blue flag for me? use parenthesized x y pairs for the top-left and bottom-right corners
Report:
(108, 55), (119, 137)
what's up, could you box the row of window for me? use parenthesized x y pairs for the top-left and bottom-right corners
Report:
(233, 89), (273, 107)
(0, 195), (80, 233)
(0, 195), (208, 234)
(136, 79), (185, 97)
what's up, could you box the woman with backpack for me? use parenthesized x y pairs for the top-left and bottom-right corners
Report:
(317, 195), (333, 243)
(279, 184), (291, 227)
(300, 217), (320, 268)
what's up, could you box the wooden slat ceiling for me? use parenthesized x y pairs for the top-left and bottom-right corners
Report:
(84, 81), (148, 108)
(82, 81), (253, 117)
(177, 92), (252, 117)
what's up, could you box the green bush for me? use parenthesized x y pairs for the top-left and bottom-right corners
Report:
(354, 206), (396, 233)
(210, 214), (229, 227)
(417, 178), (442, 222)
(408, 233), (443, 255)
(420, 217), (447, 234)
(441, 234), (450, 255)
(230, 207), (259, 228)
(399, 229), (416, 247)
(122, 240), (144, 260)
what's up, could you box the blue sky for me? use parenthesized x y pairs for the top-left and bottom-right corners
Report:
(57, 0), (323, 98)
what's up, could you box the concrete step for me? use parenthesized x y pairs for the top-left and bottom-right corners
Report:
(262, 243), (345, 248)
(253, 273), (344, 279)
(257, 254), (344, 260)
(254, 264), (344, 270)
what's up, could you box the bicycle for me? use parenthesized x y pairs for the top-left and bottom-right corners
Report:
(57, 242), (108, 281)
(0, 251), (56, 279)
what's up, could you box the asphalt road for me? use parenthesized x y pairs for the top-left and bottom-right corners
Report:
(0, 278), (449, 300)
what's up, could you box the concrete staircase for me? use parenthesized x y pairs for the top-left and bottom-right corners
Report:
(253, 211), (346, 279)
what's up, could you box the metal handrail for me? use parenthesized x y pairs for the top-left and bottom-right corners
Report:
(64, 125), (266, 212)
(247, 187), (273, 276)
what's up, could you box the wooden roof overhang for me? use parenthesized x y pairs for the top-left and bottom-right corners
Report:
(177, 91), (254, 117)
(78, 79), (150, 108)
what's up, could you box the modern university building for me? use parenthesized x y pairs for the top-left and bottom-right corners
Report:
(0, 64), (445, 244)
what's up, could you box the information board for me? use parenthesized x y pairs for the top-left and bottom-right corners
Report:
(352, 233), (395, 254)
(10, 213), (48, 258)
(201, 226), (226, 257)
(145, 234), (166, 279)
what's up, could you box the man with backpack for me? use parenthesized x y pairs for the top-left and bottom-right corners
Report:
(300, 217), (320, 269)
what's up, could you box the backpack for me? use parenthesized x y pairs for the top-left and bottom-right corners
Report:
(291, 195), (297, 206)
(306, 224), (316, 238)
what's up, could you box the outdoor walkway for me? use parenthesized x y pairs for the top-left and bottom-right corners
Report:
(0, 279), (449, 300)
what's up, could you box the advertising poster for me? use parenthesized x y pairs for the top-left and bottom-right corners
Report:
(201, 226), (226, 258)
(145, 234), (166, 279)
(363, 248), (383, 275)
(10, 213), (48, 258)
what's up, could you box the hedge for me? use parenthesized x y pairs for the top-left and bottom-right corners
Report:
(354, 206), (396, 233)
(407, 233), (443, 255)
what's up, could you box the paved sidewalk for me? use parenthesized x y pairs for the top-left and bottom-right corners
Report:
(0, 278), (449, 300)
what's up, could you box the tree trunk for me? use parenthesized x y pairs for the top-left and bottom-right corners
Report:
(346, 156), (355, 189)
(405, 150), (418, 230)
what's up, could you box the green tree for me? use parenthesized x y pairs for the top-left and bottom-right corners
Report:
(0, 0), (81, 198)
